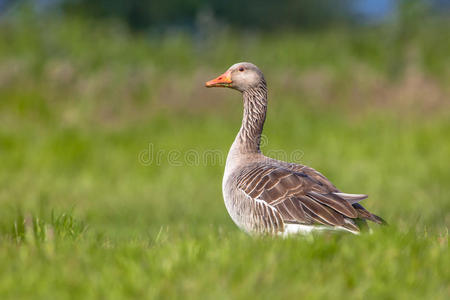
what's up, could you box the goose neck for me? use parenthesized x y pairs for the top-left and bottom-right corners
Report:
(236, 83), (268, 153)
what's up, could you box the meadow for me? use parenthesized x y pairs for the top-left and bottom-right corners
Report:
(0, 15), (449, 299)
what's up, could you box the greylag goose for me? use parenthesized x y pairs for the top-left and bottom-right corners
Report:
(205, 62), (385, 236)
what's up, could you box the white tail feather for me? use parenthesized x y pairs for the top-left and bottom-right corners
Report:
(333, 192), (368, 204)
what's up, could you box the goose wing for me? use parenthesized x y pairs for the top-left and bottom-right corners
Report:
(237, 163), (382, 233)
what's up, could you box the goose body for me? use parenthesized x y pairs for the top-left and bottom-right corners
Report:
(206, 62), (385, 235)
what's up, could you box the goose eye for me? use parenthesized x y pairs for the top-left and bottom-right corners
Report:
(239, 67), (244, 72)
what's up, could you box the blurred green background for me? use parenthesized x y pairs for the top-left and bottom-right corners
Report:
(0, 0), (449, 299)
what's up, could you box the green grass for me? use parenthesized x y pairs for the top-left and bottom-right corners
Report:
(0, 15), (449, 299)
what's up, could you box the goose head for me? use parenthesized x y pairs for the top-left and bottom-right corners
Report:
(205, 62), (265, 92)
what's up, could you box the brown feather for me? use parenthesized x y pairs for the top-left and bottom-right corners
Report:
(307, 191), (358, 218)
(299, 196), (345, 226)
(276, 198), (310, 224)
(342, 218), (361, 233)
(353, 203), (387, 225)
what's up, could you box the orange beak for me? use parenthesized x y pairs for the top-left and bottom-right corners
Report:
(205, 71), (232, 88)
